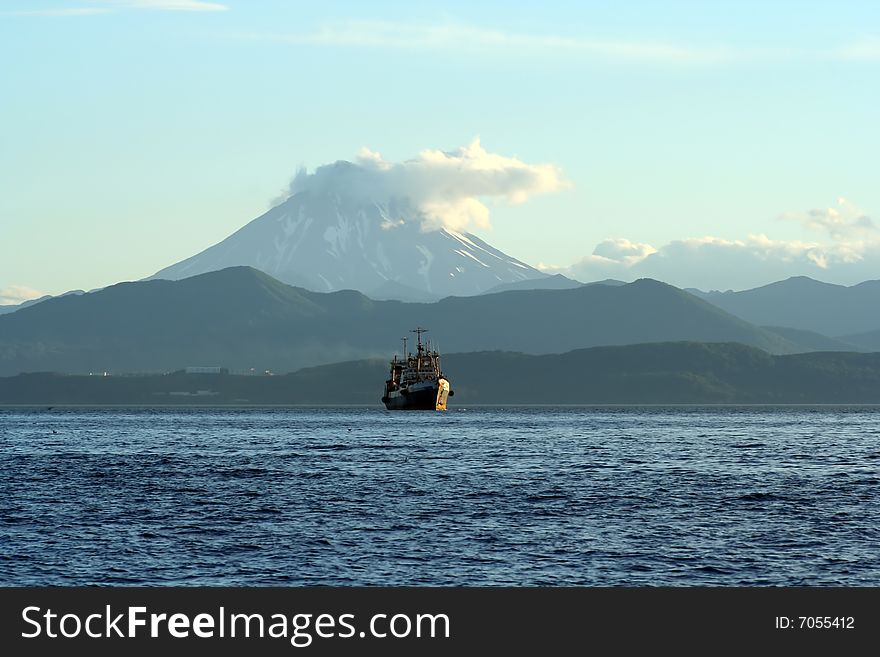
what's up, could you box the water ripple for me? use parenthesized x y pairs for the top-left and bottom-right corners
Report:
(1, 406), (878, 585)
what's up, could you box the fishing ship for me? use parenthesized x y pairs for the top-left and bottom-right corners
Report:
(381, 327), (453, 410)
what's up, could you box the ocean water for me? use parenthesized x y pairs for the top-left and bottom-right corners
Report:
(1, 406), (878, 586)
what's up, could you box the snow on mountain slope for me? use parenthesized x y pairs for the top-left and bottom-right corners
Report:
(152, 187), (545, 298)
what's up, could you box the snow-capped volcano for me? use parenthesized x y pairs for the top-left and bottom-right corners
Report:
(151, 184), (546, 298)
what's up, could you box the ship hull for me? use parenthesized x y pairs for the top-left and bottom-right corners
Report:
(382, 384), (439, 411)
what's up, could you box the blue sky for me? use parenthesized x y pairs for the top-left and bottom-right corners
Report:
(2, 0), (879, 300)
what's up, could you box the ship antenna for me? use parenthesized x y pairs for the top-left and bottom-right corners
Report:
(411, 327), (428, 354)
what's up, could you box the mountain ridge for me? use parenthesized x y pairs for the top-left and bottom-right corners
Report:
(695, 275), (880, 336)
(0, 266), (824, 376)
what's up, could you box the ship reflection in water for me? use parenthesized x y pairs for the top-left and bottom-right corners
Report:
(381, 327), (453, 410)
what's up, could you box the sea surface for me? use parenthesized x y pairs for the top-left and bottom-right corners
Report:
(1, 406), (878, 586)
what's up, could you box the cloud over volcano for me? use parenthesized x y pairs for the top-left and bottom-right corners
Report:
(281, 138), (568, 232)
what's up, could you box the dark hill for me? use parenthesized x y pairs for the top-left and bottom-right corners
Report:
(841, 328), (880, 352)
(0, 267), (806, 376)
(4, 342), (880, 405)
(426, 278), (799, 355)
(700, 276), (880, 337)
(761, 326), (862, 352)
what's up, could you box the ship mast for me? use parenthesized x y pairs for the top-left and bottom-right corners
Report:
(411, 327), (427, 354)
(411, 327), (427, 374)
(400, 336), (408, 359)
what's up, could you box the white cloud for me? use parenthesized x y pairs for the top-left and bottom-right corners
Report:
(565, 235), (859, 290)
(781, 197), (876, 241)
(837, 37), (880, 61)
(9, 0), (228, 15)
(236, 21), (736, 64)
(120, 0), (227, 10)
(9, 8), (110, 15)
(0, 285), (45, 306)
(283, 138), (568, 233)
(592, 238), (657, 265)
(562, 200), (880, 290)
(228, 23), (880, 67)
